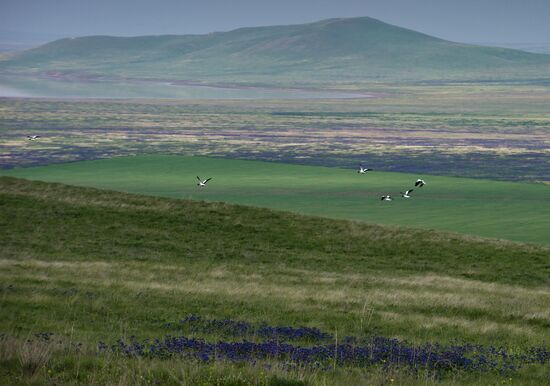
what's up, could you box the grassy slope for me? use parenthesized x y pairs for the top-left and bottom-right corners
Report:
(3, 17), (550, 83)
(0, 177), (549, 385)
(2, 155), (549, 245)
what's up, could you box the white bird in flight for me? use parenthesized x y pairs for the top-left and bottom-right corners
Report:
(381, 195), (392, 201)
(27, 135), (40, 140)
(196, 176), (212, 187)
(415, 179), (426, 187)
(401, 189), (413, 198)
(358, 165), (373, 174)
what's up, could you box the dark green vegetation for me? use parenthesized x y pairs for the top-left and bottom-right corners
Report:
(1, 95), (549, 182)
(2, 155), (550, 246)
(1, 177), (549, 384)
(2, 17), (550, 85)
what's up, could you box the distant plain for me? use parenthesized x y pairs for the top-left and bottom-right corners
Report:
(1, 86), (549, 182)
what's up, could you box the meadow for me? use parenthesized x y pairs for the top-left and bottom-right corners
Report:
(1, 177), (549, 385)
(2, 155), (550, 245)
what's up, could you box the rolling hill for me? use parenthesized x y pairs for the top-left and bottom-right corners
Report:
(2, 17), (550, 84)
(1, 176), (549, 384)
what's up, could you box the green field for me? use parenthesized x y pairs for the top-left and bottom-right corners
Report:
(1, 177), (549, 385)
(2, 155), (549, 245)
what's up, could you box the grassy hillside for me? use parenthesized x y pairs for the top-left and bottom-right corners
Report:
(3, 17), (550, 84)
(0, 177), (549, 384)
(2, 155), (549, 245)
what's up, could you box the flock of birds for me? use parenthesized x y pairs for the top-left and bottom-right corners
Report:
(26, 136), (426, 201)
(358, 164), (426, 201)
(196, 164), (427, 202)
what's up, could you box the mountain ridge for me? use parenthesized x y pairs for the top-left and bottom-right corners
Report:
(2, 16), (550, 84)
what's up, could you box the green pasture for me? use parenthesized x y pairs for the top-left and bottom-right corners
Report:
(2, 155), (549, 245)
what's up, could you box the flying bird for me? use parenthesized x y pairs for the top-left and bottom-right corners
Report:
(358, 165), (373, 174)
(27, 135), (40, 140)
(381, 195), (392, 201)
(415, 179), (426, 187)
(401, 189), (413, 198)
(196, 176), (212, 187)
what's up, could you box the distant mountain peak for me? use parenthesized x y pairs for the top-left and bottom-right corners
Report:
(2, 16), (550, 84)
